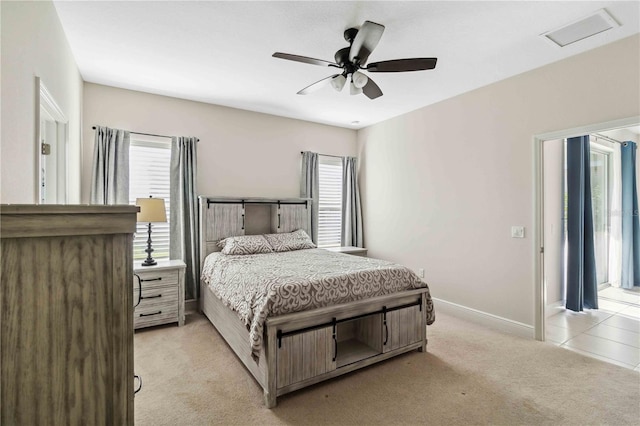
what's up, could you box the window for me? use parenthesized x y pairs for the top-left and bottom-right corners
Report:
(129, 137), (171, 261)
(317, 155), (343, 248)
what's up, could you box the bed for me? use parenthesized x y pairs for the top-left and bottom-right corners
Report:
(199, 196), (435, 408)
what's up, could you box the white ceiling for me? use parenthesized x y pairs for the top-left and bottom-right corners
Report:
(53, 1), (640, 129)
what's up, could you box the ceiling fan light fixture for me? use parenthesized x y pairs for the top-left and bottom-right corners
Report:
(350, 81), (363, 96)
(330, 74), (347, 91)
(352, 71), (369, 89)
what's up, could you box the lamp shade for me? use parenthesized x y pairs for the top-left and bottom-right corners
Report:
(136, 197), (167, 223)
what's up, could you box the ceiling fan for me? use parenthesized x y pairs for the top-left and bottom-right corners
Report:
(273, 20), (437, 100)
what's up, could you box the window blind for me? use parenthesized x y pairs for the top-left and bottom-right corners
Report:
(318, 155), (343, 248)
(129, 138), (171, 261)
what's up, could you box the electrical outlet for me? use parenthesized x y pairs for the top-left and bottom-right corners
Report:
(511, 226), (525, 238)
(418, 268), (425, 278)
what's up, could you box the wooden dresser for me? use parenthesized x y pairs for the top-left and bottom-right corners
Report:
(0, 205), (137, 425)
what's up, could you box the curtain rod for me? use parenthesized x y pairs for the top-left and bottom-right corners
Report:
(92, 126), (199, 142)
(591, 133), (628, 146)
(300, 151), (343, 159)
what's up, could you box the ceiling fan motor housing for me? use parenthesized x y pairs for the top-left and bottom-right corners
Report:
(334, 47), (357, 73)
(343, 27), (359, 43)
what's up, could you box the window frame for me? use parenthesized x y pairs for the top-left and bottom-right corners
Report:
(129, 136), (172, 262)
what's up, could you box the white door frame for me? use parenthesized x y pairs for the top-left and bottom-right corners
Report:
(35, 76), (69, 204)
(532, 115), (640, 341)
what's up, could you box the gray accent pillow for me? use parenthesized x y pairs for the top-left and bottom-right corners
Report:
(263, 229), (316, 252)
(218, 235), (274, 255)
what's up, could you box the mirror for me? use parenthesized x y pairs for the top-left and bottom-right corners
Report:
(36, 77), (68, 204)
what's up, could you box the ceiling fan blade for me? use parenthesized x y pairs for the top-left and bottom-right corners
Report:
(297, 75), (340, 95)
(366, 58), (438, 72)
(349, 21), (385, 65)
(362, 77), (383, 99)
(273, 52), (339, 67)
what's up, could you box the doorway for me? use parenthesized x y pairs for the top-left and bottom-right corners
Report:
(534, 117), (640, 370)
(36, 77), (69, 204)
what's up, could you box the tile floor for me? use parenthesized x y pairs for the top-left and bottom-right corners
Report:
(546, 286), (640, 371)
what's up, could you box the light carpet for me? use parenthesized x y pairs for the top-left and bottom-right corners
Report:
(134, 311), (640, 425)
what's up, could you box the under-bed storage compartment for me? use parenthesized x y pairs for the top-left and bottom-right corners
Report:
(336, 315), (382, 367)
(275, 299), (423, 390)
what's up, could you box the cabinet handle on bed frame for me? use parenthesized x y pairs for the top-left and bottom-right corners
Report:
(383, 306), (388, 346)
(331, 317), (337, 362)
(139, 311), (162, 317)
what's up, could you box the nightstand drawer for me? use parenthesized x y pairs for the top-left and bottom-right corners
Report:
(134, 270), (179, 291)
(134, 283), (178, 309)
(134, 304), (179, 328)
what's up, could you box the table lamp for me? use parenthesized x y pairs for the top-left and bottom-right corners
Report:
(136, 196), (167, 266)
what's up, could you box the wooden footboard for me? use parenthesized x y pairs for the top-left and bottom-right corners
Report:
(201, 281), (428, 408)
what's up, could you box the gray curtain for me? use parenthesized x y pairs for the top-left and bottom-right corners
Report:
(90, 126), (130, 204)
(300, 151), (319, 244)
(621, 141), (640, 288)
(170, 137), (199, 300)
(341, 156), (363, 247)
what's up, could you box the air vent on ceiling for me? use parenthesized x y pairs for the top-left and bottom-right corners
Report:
(541, 9), (620, 47)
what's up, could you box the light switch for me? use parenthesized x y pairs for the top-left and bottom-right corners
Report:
(511, 226), (525, 238)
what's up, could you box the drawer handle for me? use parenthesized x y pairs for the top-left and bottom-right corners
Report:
(134, 375), (143, 395)
(139, 311), (162, 317)
(133, 274), (142, 308)
(140, 277), (162, 282)
(141, 294), (162, 300)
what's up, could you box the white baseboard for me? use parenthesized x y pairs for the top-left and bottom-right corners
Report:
(546, 300), (564, 318)
(433, 297), (534, 339)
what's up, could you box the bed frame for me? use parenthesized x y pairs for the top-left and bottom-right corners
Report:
(199, 196), (428, 408)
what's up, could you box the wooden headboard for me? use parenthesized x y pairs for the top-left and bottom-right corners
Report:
(198, 196), (312, 266)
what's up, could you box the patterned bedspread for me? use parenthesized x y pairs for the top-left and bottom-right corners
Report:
(201, 248), (435, 360)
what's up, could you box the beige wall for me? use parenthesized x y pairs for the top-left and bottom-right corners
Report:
(357, 34), (640, 326)
(82, 83), (356, 203)
(0, 0), (83, 203)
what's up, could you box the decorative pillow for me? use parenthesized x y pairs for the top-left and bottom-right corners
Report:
(217, 235), (273, 255)
(263, 229), (316, 252)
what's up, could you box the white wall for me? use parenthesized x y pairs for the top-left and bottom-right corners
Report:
(357, 34), (640, 326)
(0, 0), (83, 203)
(82, 83), (356, 203)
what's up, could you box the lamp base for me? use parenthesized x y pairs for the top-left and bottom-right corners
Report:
(141, 222), (157, 267)
(141, 258), (157, 267)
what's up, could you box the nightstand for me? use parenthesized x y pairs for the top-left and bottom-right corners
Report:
(133, 260), (186, 329)
(325, 246), (368, 257)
